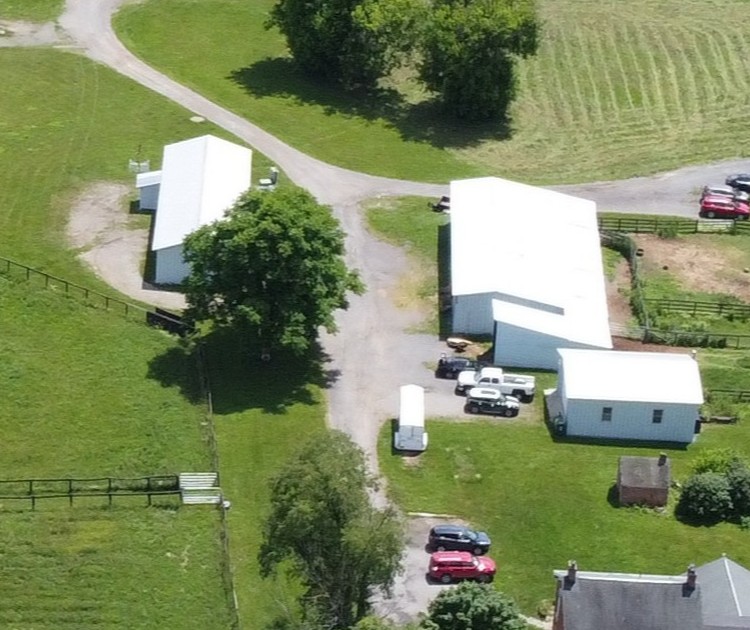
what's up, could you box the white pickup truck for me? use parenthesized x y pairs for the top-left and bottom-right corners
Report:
(455, 366), (536, 402)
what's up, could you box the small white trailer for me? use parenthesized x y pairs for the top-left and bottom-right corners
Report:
(394, 384), (428, 452)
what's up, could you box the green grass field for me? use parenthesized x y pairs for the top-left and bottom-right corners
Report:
(115, 0), (750, 184)
(0, 0), (62, 20)
(0, 46), (324, 627)
(0, 277), (232, 628)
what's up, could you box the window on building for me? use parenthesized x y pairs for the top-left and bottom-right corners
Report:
(601, 407), (612, 422)
(652, 409), (664, 424)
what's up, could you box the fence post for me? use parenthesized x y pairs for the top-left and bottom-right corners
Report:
(69, 479), (73, 507)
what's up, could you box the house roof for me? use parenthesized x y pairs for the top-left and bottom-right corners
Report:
(553, 570), (702, 630)
(618, 455), (670, 489)
(697, 556), (750, 628)
(151, 135), (252, 251)
(135, 170), (162, 188)
(449, 177), (611, 348)
(558, 348), (704, 404)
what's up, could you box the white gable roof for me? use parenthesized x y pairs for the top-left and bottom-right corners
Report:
(450, 177), (611, 348)
(558, 349), (704, 404)
(152, 135), (252, 251)
(136, 170), (162, 188)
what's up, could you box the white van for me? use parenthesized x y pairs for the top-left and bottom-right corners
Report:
(394, 384), (428, 452)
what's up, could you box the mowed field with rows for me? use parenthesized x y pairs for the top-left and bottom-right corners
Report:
(117, 0), (750, 184)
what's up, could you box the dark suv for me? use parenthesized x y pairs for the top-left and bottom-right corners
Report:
(435, 355), (478, 379)
(428, 524), (491, 555)
(726, 173), (750, 193)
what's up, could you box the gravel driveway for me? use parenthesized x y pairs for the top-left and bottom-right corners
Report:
(6, 3), (750, 625)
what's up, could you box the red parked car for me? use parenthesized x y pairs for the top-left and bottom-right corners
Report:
(699, 194), (750, 220)
(428, 551), (497, 584)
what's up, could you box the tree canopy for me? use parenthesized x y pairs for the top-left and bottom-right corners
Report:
(418, 0), (538, 120)
(421, 581), (526, 630)
(258, 431), (404, 629)
(265, 0), (539, 120)
(182, 188), (363, 355)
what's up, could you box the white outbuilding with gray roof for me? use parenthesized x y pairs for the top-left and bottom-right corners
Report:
(449, 177), (612, 370)
(555, 349), (704, 444)
(149, 135), (252, 285)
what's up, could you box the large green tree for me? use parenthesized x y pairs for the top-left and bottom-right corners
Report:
(421, 582), (526, 630)
(265, 0), (417, 88)
(259, 431), (404, 629)
(182, 188), (363, 355)
(418, 0), (538, 121)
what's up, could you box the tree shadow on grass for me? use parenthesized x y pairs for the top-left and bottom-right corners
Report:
(228, 58), (511, 150)
(147, 327), (340, 415)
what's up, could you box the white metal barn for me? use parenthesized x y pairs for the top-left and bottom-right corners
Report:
(151, 135), (252, 285)
(449, 177), (612, 370)
(555, 349), (704, 444)
(135, 170), (162, 211)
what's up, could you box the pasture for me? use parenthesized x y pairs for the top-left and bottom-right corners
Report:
(116, 0), (750, 183)
(0, 45), (317, 627)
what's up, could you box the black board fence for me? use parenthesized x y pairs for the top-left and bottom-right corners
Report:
(708, 389), (750, 403)
(0, 255), (193, 336)
(0, 475), (180, 509)
(644, 298), (750, 320)
(597, 216), (750, 234)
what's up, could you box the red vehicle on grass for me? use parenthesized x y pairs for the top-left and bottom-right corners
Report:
(428, 551), (497, 584)
(699, 194), (750, 220)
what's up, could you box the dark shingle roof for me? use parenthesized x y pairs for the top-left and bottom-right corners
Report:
(618, 455), (670, 489)
(553, 571), (702, 630)
(697, 556), (750, 629)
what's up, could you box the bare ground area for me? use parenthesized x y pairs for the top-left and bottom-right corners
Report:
(634, 234), (750, 301)
(0, 20), (66, 47)
(66, 182), (186, 311)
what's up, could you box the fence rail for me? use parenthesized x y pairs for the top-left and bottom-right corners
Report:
(643, 298), (750, 318)
(706, 389), (750, 403)
(0, 475), (180, 509)
(597, 216), (743, 234)
(0, 255), (192, 336)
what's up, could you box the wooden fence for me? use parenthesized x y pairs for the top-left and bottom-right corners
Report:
(0, 256), (192, 336)
(707, 389), (750, 403)
(598, 216), (750, 234)
(0, 475), (180, 509)
(644, 298), (750, 319)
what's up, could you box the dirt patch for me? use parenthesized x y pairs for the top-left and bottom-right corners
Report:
(0, 20), (66, 47)
(66, 181), (186, 311)
(635, 234), (750, 301)
(611, 336), (688, 353)
(606, 257), (633, 327)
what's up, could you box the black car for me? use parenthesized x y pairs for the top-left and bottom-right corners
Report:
(435, 354), (478, 379)
(726, 174), (750, 193)
(428, 524), (491, 555)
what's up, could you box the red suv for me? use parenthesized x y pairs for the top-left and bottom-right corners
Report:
(699, 195), (750, 220)
(428, 551), (497, 584)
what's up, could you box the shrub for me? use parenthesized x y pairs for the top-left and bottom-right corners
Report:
(676, 472), (733, 524)
(728, 461), (750, 518)
(692, 448), (744, 475)
(656, 223), (680, 239)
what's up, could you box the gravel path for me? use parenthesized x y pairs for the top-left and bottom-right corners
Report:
(6, 5), (750, 626)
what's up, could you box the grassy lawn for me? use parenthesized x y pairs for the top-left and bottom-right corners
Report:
(379, 405), (750, 615)
(204, 330), (326, 626)
(0, 277), (232, 628)
(0, 0), (62, 20)
(0, 47), (326, 627)
(116, 0), (750, 184)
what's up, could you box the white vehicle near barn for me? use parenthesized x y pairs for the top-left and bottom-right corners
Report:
(393, 384), (428, 452)
(455, 367), (536, 402)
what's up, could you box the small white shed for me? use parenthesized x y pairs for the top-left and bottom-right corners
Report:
(135, 170), (162, 211)
(150, 135), (252, 285)
(394, 384), (428, 452)
(555, 349), (704, 444)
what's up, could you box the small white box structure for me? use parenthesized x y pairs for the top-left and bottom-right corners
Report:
(394, 384), (428, 452)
